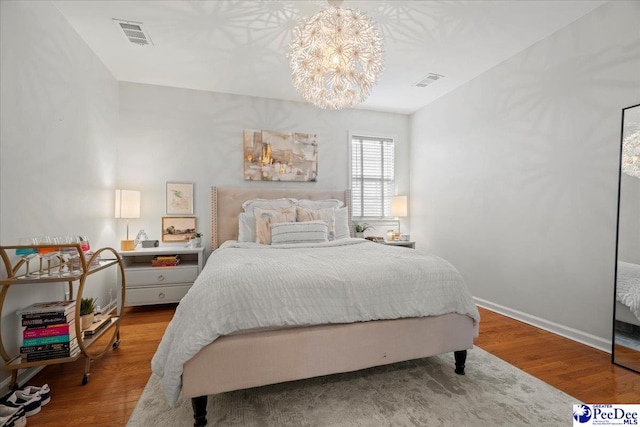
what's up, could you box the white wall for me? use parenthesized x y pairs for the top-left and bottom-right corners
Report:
(410, 1), (640, 348)
(116, 82), (410, 250)
(0, 1), (119, 382)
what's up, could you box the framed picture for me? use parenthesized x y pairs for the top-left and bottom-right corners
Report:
(166, 182), (194, 215)
(162, 216), (196, 242)
(243, 129), (317, 182)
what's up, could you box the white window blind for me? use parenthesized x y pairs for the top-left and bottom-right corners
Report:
(351, 135), (395, 218)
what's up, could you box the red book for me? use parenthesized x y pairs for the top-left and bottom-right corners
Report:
(23, 322), (74, 339)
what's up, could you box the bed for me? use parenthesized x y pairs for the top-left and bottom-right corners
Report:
(151, 187), (480, 426)
(616, 261), (640, 327)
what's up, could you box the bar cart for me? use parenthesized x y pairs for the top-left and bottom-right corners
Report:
(0, 243), (125, 387)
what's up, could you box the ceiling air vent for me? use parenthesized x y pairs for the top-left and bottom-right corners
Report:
(113, 19), (154, 47)
(414, 73), (444, 88)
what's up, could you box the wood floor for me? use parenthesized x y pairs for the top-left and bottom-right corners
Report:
(14, 305), (639, 427)
(475, 308), (639, 404)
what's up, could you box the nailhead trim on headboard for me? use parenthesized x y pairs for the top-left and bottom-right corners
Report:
(211, 187), (218, 249)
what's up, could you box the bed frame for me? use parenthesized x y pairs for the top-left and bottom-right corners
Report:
(182, 187), (475, 427)
(616, 301), (640, 327)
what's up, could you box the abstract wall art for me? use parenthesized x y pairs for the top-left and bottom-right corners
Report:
(243, 129), (317, 182)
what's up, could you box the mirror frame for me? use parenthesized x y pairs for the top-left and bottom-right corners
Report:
(612, 102), (640, 373)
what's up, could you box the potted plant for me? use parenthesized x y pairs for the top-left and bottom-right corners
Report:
(80, 297), (96, 330)
(353, 223), (373, 238)
(189, 232), (203, 248)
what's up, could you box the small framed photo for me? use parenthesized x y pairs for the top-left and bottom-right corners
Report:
(162, 216), (196, 242)
(166, 182), (194, 215)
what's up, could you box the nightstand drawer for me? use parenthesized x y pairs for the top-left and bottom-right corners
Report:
(126, 266), (198, 286)
(379, 241), (415, 249)
(125, 284), (191, 306)
(118, 246), (205, 307)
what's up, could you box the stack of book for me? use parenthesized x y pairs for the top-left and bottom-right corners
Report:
(19, 300), (80, 363)
(151, 255), (180, 267)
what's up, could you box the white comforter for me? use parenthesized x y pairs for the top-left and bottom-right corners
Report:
(617, 261), (640, 321)
(151, 238), (480, 405)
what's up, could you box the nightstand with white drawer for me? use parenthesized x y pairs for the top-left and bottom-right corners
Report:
(118, 246), (205, 306)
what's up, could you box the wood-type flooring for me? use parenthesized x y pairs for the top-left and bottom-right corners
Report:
(13, 306), (639, 426)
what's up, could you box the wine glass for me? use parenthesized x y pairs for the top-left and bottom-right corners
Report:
(51, 237), (65, 277)
(57, 236), (74, 276)
(80, 236), (90, 252)
(34, 236), (50, 276)
(61, 236), (80, 276)
(79, 236), (91, 267)
(36, 236), (58, 277)
(15, 237), (38, 278)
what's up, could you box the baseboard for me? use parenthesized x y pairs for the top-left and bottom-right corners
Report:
(0, 366), (44, 395)
(475, 297), (611, 353)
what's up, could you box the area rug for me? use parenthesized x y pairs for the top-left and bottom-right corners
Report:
(127, 347), (577, 427)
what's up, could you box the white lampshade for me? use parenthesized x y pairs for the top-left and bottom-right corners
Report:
(115, 189), (141, 219)
(391, 195), (407, 217)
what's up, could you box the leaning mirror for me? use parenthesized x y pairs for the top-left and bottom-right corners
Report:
(613, 102), (640, 373)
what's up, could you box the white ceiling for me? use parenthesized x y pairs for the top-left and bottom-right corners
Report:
(53, 0), (605, 114)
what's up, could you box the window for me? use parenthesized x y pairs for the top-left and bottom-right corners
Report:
(351, 135), (395, 218)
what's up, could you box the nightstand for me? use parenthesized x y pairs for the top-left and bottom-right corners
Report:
(379, 241), (415, 249)
(117, 246), (205, 306)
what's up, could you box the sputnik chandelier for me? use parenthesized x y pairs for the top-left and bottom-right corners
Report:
(622, 129), (640, 179)
(287, 0), (383, 110)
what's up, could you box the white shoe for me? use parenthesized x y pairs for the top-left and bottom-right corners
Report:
(18, 384), (50, 406)
(0, 404), (26, 427)
(4, 390), (40, 417)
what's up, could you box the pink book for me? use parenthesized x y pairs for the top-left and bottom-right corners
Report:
(23, 322), (74, 339)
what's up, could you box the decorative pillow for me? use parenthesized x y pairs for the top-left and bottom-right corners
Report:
(297, 199), (344, 209)
(242, 198), (296, 213)
(237, 212), (256, 242)
(271, 221), (329, 245)
(334, 207), (350, 239)
(254, 207), (297, 245)
(296, 206), (336, 240)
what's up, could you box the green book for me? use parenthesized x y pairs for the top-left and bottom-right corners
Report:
(22, 334), (71, 347)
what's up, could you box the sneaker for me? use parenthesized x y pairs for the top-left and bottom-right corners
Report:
(0, 415), (9, 427)
(19, 384), (50, 406)
(3, 389), (41, 417)
(0, 404), (26, 427)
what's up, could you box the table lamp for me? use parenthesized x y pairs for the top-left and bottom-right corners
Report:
(115, 189), (140, 251)
(391, 195), (407, 234)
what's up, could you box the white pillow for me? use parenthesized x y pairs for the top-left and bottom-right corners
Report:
(334, 207), (350, 239)
(238, 213), (256, 242)
(271, 221), (329, 245)
(296, 199), (344, 209)
(242, 198), (297, 213)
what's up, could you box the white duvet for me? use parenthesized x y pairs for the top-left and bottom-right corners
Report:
(617, 261), (640, 321)
(151, 238), (480, 405)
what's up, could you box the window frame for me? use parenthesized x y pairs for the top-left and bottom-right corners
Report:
(349, 132), (396, 219)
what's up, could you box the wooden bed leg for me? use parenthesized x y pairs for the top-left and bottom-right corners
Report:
(191, 396), (208, 427)
(454, 350), (467, 375)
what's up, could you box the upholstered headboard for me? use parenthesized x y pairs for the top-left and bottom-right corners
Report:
(210, 187), (352, 249)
